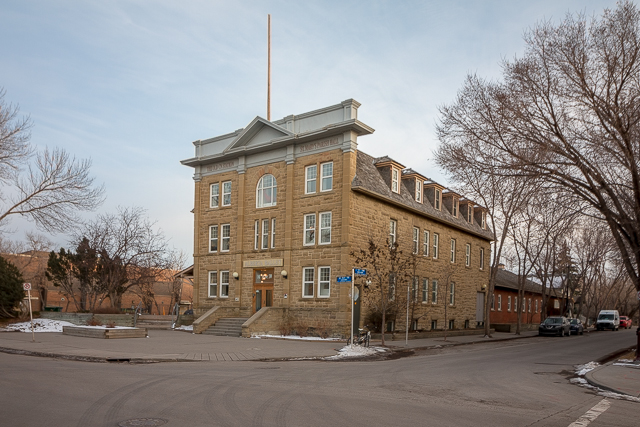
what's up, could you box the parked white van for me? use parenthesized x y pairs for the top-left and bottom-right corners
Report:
(596, 310), (620, 331)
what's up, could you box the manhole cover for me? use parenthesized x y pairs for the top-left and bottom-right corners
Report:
(118, 418), (168, 427)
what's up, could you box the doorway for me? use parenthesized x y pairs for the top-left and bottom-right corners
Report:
(253, 268), (274, 313)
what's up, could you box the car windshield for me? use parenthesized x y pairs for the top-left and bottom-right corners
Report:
(598, 314), (614, 320)
(544, 318), (562, 325)
(570, 319), (579, 325)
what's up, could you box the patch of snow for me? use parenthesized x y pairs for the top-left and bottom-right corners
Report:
(575, 361), (600, 376)
(70, 325), (137, 330)
(1, 319), (76, 333)
(254, 334), (342, 341)
(324, 344), (389, 360)
(613, 362), (640, 368)
(174, 325), (193, 331)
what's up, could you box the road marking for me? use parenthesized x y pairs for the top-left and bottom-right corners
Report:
(568, 399), (611, 427)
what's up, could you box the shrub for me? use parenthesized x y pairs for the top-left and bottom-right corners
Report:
(315, 319), (331, 339)
(86, 316), (103, 326)
(93, 307), (121, 314)
(278, 313), (295, 336)
(0, 256), (24, 318)
(105, 321), (116, 328)
(295, 320), (310, 337)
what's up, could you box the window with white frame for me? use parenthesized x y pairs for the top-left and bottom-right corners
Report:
(388, 273), (396, 301)
(435, 188), (441, 210)
(422, 278), (429, 302)
(208, 271), (218, 297)
(528, 298), (531, 313)
(271, 218), (276, 248)
(535, 299), (538, 313)
(319, 212), (331, 244)
(261, 219), (269, 249)
(449, 282), (455, 305)
(220, 271), (229, 297)
(431, 280), (438, 304)
(209, 225), (218, 252)
(302, 267), (314, 298)
(222, 181), (232, 206)
(391, 168), (399, 193)
(415, 179), (423, 203)
(480, 248), (485, 270)
(321, 162), (333, 192)
(481, 211), (486, 229)
(304, 214), (316, 245)
(423, 230), (430, 256)
(450, 239), (456, 263)
(522, 299), (526, 312)
(221, 224), (230, 251)
(498, 294), (502, 311)
(210, 183), (219, 208)
(453, 199), (459, 217)
(389, 219), (397, 245)
(465, 244), (470, 267)
(491, 293), (495, 310)
(412, 276), (419, 300)
(254, 221), (259, 250)
(413, 227), (419, 254)
(467, 205), (473, 223)
(305, 165), (317, 194)
(508, 296), (512, 311)
(256, 174), (277, 208)
(318, 266), (330, 297)
(433, 233), (439, 259)
(514, 297), (518, 313)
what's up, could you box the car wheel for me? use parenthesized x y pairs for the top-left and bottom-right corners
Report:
(560, 329), (564, 337)
(580, 330), (583, 335)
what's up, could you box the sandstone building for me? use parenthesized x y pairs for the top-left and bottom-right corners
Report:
(181, 100), (493, 337)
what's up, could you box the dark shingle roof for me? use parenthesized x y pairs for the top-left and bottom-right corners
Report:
(494, 269), (555, 295)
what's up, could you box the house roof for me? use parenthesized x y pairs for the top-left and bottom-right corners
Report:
(351, 151), (494, 241)
(494, 268), (560, 296)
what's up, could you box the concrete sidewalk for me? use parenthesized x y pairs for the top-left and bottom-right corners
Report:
(1, 327), (638, 398)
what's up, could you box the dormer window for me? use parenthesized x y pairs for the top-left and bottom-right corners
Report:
(392, 168), (399, 193)
(467, 206), (473, 223)
(415, 180), (422, 203)
(481, 211), (486, 229)
(434, 189), (442, 210)
(453, 199), (459, 218)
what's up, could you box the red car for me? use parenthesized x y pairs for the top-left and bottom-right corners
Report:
(620, 316), (632, 329)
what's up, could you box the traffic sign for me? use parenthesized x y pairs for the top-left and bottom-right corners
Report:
(23, 283), (31, 291)
(354, 268), (366, 275)
(337, 276), (352, 283)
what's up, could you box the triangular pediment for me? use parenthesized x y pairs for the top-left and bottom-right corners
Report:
(224, 117), (293, 153)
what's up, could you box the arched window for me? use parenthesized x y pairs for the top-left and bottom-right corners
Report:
(256, 174), (277, 208)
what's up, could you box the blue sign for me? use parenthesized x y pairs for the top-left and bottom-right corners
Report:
(336, 276), (352, 283)
(354, 268), (366, 275)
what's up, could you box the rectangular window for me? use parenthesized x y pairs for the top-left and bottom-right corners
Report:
(302, 267), (314, 298)
(413, 227), (419, 254)
(391, 168), (399, 193)
(422, 278), (429, 302)
(321, 162), (333, 192)
(304, 214), (316, 245)
(498, 294), (502, 311)
(491, 293), (495, 310)
(415, 179), (422, 203)
(431, 320), (437, 330)
(481, 211), (486, 229)
(261, 219), (269, 249)
(210, 183), (219, 208)
(435, 188), (441, 210)
(305, 165), (317, 194)
(453, 199), (459, 217)
(388, 274), (396, 301)
(465, 244), (471, 267)
(467, 206), (473, 223)
(522, 299), (526, 312)
(423, 231), (430, 256)
(450, 239), (456, 263)
(222, 181), (231, 206)
(431, 279), (438, 304)
(449, 319), (455, 330)
(514, 297), (518, 313)
(318, 266), (330, 297)
(508, 296), (512, 311)
(271, 218), (276, 248)
(209, 225), (218, 252)
(220, 271), (229, 297)
(389, 219), (397, 245)
(208, 271), (218, 297)
(535, 299), (538, 313)
(254, 220), (259, 250)
(412, 276), (419, 300)
(480, 248), (485, 270)
(433, 233), (439, 259)
(528, 298), (531, 313)
(221, 224), (230, 251)
(320, 212), (332, 244)
(449, 282), (455, 305)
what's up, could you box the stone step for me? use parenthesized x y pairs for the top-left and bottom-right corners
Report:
(204, 318), (248, 337)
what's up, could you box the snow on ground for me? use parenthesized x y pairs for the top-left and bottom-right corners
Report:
(324, 344), (389, 360)
(254, 334), (342, 341)
(174, 325), (193, 331)
(0, 319), (136, 332)
(572, 361), (640, 402)
(575, 361), (600, 376)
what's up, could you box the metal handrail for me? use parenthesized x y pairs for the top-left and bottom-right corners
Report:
(171, 302), (180, 329)
(133, 301), (143, 328)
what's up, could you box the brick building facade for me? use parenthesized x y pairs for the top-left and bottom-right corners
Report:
(182, 100), (493, 336)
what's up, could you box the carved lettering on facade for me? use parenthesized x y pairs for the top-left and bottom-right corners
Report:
(243, 259), (284, 268)
(298, 137), (339, 153)
(206, 161), (236, 173)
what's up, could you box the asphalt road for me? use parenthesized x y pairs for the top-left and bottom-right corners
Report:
(1, 329), (637, 427)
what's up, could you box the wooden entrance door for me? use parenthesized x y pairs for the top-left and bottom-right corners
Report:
(253, 269), (274, 313)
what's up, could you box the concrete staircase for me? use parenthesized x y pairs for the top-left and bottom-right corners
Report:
(203, 318), (248, 337)
(136, 315), (174, 330)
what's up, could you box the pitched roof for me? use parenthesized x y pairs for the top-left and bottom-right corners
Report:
(494, 269), (560, 296)
(351, 151), (494, 240)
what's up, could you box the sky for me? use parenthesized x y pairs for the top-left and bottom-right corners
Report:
(0, 0), (619, 260)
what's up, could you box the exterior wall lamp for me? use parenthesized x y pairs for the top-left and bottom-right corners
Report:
(281, 270), (288, 279)
(232, 272), (239, 280)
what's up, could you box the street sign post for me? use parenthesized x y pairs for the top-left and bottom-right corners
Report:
(23, 283), (35, 342)
(349, 269), (367, 347)
(354, 268), (366, 276)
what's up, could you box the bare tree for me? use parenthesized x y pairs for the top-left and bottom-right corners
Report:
(0, 89), (104, 233)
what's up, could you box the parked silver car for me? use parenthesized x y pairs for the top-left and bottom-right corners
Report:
(538, 316), (571, 337)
